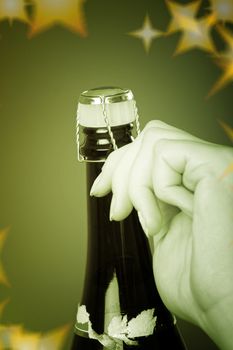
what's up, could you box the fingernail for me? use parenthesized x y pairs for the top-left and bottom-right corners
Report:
(138, 211), (149, 237)
(90, 175), (102, 196)
(109, 197), (116, 221)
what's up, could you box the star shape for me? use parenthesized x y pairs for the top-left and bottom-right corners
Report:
(11, 329), (40, 349)
(0, 325), (24, 349)
(174, 14), (217, 55)
(6, 324), (70, 349)
(0, 0), (30, 25)
(128, 14), (163, 53)
(0, 324), (70, 349)
(0, 227), (10, 287)
(29, 0), (87, 38)
(208, 25), (233, 96)
(165, 0), (202, 35)
(218, 119), (233, 142)
(38, 323), (71, 349)
(209, 0), (233, 23)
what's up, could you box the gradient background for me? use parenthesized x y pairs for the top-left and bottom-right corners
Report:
(0, 0), (232, 349)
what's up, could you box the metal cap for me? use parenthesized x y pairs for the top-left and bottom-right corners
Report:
(79, 87), (134, 105)
(78, 86), (136, 127)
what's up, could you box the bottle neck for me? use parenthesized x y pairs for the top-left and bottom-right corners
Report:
(80, 123), (134, 162)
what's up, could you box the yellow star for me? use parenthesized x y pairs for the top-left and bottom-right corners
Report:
(165, 0), (202, 34)
(0, 324), (23, 349)
(0, 227), (10, 287)
(128, 14), (163, 53)
(39, 323), (71, 349)
(0, 0), (30, 25)
(10, 327), (40, 349)
(218, 119), (233, 142)
(0, 324), (70, 349)
(208, 26), (233, 96)
(210, 0), (233, 23)
(29, 0), (87, 38)
(174, 14), (217, 55)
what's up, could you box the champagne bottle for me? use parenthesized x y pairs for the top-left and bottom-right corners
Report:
(71, 87), (187, 350)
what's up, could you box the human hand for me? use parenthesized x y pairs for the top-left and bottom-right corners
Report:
(90, 120), (233, 350)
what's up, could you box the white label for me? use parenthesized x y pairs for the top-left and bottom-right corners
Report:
(76, 304), (157, 349)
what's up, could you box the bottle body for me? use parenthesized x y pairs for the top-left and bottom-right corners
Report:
(71, 125), (187, 349)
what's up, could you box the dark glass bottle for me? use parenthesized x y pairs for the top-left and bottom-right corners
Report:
(71, 88), (187, 350)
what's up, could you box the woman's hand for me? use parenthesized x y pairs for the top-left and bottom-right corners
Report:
(90, 120), (233, 350)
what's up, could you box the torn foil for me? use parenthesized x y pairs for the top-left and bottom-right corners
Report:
(76, 305), (157, 349)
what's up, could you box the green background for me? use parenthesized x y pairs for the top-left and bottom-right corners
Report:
(0, 0), (232, 349)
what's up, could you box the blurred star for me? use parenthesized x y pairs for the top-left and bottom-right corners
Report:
(165, 0), (202, 34)
(210, 0), (233, 23)
(0, 324), (23, 349)
(0, 227), (10, 287)
(128, 14), (163, 53)
(10, 327), (40, 349)
(29, 0), (87, 37)
(38, 323), (71, 349)
(218, 119), (233, 141)
(174, 14), (216, 55)
(208, 26), (233, 96)
(0, 324), (70, 349)
(0, 0), (30, 25)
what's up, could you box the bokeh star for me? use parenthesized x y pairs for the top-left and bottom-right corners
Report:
(210, 0), (233, 23)
(0, 0), (29, 25)
(208, 25), (233, 96)
(174, 14), (216, 55)
(165, 0), (202, 34)
(218, 119), (233, 142)
(10, 327), (40, 349)
(128, 14), (163, 54)
(0, 323), (70, 349)
(0, 325), (24, 349)
(39, 323), (71, 349)
(29, 0), (87, 37)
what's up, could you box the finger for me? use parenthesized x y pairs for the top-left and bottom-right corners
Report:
(128, 126), (200, 236)
(143, 120), (208, 144)
(90, 144), (130, 196)
(134, 187), (162, 237)
(152, 139), (207, 216)
(90, 120), (200, 197)
(109, 138), (144, 221)
(153, 201), (180, 247)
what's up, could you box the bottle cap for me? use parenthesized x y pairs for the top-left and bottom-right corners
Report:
(78, 86), (136, 127)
